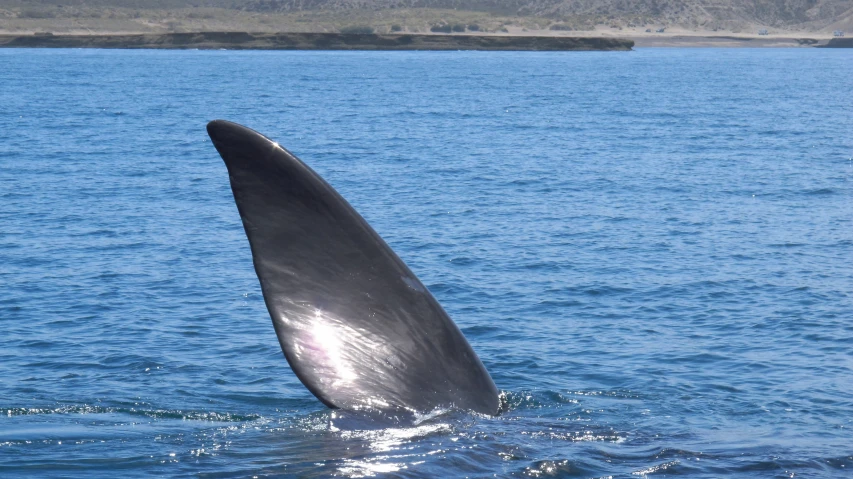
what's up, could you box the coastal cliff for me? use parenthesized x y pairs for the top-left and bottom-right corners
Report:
(0, 32), (633, 51)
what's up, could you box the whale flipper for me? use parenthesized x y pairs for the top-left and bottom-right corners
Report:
(207, 120), (499, 416)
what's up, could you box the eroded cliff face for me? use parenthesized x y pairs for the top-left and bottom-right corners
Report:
(0, 31), (634, 50)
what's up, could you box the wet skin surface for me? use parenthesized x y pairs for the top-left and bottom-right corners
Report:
(208, 120), (499, 417)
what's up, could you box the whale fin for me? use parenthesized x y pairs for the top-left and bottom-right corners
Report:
(207, 120), (499, 416)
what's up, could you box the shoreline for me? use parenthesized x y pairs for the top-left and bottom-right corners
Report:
(0, 32), (633, 51)
(632, 35), (848, 48)
(0, 32), (848, 50)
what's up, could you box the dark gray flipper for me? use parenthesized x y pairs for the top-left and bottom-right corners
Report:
(207, 120), (499, 416)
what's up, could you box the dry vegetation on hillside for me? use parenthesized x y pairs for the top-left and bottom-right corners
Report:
(0, 0), (850, 34)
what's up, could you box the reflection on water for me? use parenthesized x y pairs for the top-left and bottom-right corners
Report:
(333, 415), (453, 477)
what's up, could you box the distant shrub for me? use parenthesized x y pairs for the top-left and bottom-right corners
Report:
(430, 24), (452, 33)
(549, 24), (572, 31)
(340, 25), (374, 34)
(451, 24), (466, 32)
(467, 24), (480, 31)
(390, 24), (402, 32)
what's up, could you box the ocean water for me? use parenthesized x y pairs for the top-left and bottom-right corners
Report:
(1, 47), (852, 478)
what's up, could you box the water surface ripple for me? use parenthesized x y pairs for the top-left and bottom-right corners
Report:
(1, 48), (852, 478)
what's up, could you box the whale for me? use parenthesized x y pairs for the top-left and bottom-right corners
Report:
(207, 120), (500, 417)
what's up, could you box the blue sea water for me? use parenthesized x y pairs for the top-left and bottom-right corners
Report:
(1, 47), (852, 478)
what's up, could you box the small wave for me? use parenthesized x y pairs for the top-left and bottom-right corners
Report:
(580, 285), (634, 297)
(768, 242), (806, 248)
(448, 256), (477, 266)
(522, 458), (596, 477)
(632, 460), (680, 476)
(2, 404), (261, 422)
(500, 389), (640, 413)
(521, 430), (625, 444)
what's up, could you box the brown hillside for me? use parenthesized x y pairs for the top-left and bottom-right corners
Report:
(0, 0), (850, 34)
